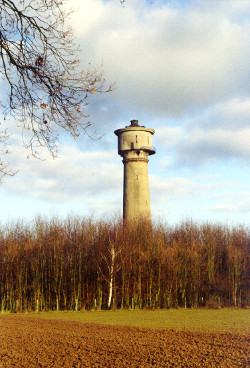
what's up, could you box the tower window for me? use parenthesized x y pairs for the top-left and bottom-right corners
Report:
(136, 135), (138, 143)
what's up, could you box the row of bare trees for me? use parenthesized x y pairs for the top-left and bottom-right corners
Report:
(0, 217), (249, 312)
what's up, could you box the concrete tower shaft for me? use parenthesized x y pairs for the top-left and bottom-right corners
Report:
(114, 120), (155, 222)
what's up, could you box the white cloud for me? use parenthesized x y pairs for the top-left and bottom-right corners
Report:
(69, 0), (249, 118)
(206, 198), (250, 214)
(0, 0), (249, 225)
(188, 98), (250, 130)
(150, 175), (229, 202)
(155, 98), (250, 166)
(174, 127), (250, 165)
(67, 0), (105, 37)
(159, 156), (172, 168)
(5, 144), (122, 202)
(206, 203), (238, 213)
(155, 126), (183, 148)
(148, 172), (247, 223)
(191, 0), (250, 22)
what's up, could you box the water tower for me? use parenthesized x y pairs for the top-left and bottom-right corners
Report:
(114, 120), (155, 222)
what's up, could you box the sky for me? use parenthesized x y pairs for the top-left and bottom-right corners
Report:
(0, 0), (249, 226)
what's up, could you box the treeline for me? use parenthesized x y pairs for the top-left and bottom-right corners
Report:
(0, 217), (249, 312)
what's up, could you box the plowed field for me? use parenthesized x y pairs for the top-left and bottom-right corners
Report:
(0, 315), (249, 367)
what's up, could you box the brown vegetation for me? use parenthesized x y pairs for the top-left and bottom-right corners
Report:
(0, 217), (249, 311)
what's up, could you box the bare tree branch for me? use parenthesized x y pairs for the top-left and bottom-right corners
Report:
(0, 0), (113, 178)
(0, 124), (17, 182)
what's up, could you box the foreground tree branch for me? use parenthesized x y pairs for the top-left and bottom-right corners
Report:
(0, 0), (113, 178)
(0, 126), (16, 182)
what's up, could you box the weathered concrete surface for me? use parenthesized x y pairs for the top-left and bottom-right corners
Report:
(115, 120), (155, 222)
(123, 150), (151, 221)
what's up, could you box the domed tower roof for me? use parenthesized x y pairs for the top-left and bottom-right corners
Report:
(114, 120), (155, 156)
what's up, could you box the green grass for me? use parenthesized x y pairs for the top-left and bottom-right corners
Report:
(12, 308), (250, 335)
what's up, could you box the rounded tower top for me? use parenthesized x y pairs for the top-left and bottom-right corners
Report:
(114, 120), (155, 156)
(130, 119), (139, 127)
(114, 120), (155, 136)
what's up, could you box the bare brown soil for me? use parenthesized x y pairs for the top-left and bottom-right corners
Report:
(0, 315), (249, 367)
